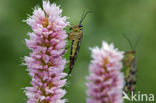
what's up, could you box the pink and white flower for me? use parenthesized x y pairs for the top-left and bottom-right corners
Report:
(24, 1), (69, 103)
(87, 41), (124, 103)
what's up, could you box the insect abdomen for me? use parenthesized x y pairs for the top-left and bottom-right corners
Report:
(69, 35), (82, 74)
(71, 40), (79, 57)
(124, 56), (137, 93)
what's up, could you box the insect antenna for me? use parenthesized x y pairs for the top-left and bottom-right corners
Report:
(123, 33), (134, 50)
(79, 9), (86, 23)
(134, 34), (142, 49)
(79, 10), (94, 25)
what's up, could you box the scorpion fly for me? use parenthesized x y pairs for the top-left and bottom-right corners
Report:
(68, 10), (92, 76)
(123, 34), (141, 94)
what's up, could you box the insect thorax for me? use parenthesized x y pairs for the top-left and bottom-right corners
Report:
(70, 24), (83, 32)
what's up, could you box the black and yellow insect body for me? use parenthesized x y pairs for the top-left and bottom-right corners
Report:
(123, 50), (137, 93)
(68, 10), (92, 76)
(123, 34), (140, 94)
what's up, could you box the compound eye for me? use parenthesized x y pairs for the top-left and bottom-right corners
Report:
(79, 24), (83, 27)
(69, 27), (72, 30)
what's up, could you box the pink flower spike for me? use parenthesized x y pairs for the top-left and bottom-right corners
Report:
(24, 1), (69, 103)
(86, 41), (124, 103)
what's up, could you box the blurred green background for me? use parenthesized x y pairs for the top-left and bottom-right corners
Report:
(0, 0), (156, 103)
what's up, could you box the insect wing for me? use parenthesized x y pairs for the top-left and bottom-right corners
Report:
(124, 53), (137, 93)
(68, 31), (83, 75)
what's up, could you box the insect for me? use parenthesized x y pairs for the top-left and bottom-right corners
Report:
(68, 10), (92, 76)
(123, 34), (141, 94)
